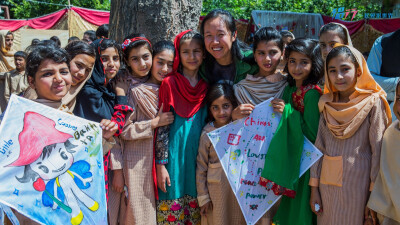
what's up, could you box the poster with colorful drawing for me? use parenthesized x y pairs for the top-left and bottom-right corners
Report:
(207, 98), (322, 225)
(0, 95), (107, 225)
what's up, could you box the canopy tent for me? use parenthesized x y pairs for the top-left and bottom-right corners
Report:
(0, 6), (109, 50)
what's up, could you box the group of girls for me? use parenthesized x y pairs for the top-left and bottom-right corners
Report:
(194, 13), (393, 225)
(2, 7), (400, 225)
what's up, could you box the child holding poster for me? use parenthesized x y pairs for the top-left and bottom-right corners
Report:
(2, 44), (117, 225)
(310, 45), (391, 225)
(196, 83), (246, 225)
(259, 38), (324, 225)
(233, 27), (287, 120)
(233, 26), (287, 224)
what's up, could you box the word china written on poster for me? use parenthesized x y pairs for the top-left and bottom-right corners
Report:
(0, 95), (107, 225)
(208, 99), (322, 225)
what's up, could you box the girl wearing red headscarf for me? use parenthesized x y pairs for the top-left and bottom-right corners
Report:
(155, 30), (208, 224)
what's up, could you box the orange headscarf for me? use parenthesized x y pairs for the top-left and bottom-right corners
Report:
(319, 44), (391, 139)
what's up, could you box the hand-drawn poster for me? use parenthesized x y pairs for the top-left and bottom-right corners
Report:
(207, 98), (322, 225)
(0, 95), (107, 225)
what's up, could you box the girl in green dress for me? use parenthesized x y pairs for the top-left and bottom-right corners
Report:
(259, 38), (324, 225)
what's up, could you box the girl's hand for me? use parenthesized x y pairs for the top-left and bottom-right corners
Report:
(112, 169), (124, 193)
(200, 201), (213, 217)
(151, 103), (174, 129)
(156, 164), (170, 193)
(115, 86), (126, 96)
(271, 98), (285, 113)
(364, 206), (378, 225)
(232, 104), (255, 120)
(100, 119), (118, 140)
(310, 187), (323, 216)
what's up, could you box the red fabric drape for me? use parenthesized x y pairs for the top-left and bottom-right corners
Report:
(368, 18), (400, 34)
(0, 8), (67, 31)
(0, 20), (27, 32)
(71, 7), (110, 26)
(321, 15), (365, 35)
(0, 6), (110, 31)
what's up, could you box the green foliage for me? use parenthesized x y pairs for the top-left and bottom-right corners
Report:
(2, 0), (110, 19)
(201, 0), (383, 21)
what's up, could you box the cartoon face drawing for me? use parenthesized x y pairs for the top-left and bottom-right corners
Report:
(30, 143), (74, 180)
(7, 112), (99, 225)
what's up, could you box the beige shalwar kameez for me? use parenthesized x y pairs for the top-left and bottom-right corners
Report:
(196, 123), (246, 225)
(310, 99), (387, 225)
(120, 82), (159, 225)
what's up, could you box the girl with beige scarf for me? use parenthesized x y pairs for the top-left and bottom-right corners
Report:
(310, 45), (391, 225)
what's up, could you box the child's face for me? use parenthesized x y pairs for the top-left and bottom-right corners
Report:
(203, 17), (237, 65)
(179, 39), (204, 72)
(327, 54), (358, 96)
(30, 143), (74, 180)
(14, 56), (26, 71)
(287, 51), (312, 85)
(210, 96), (233, 127)
(101, 47), (120, 81)
(254, 40), (282, 76)
(319, 31), (345, 60)
(127, 45), (152, 77)
(151, 49), (174, 83)
(5, 34), (13, 50)
(393, 85), (400, 121)
(28, 59), (72, 101)
(70, 54), (95, 86)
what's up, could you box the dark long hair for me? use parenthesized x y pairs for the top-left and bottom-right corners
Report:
(319, 23), (348, 44)
(325, 46), (359, 72)
(122, 33), (152, 62)
(152, 40), (175, 59)
(284, 38), (323, 87)
(200, 9), (251, 83)
(253, 27), (284, 53)
(26, 45), (70, 79)
(65, 40), (96, 60)
(205, 83), (237, 122)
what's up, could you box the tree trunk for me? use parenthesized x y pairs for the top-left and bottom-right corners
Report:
(109, 0), (203, 43)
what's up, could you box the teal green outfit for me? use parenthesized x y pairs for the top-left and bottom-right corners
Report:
(158, 107), (207, 199)
(155, 107), (207, 224)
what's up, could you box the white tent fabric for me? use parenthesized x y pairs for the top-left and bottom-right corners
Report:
(251, 10), (324, 39)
